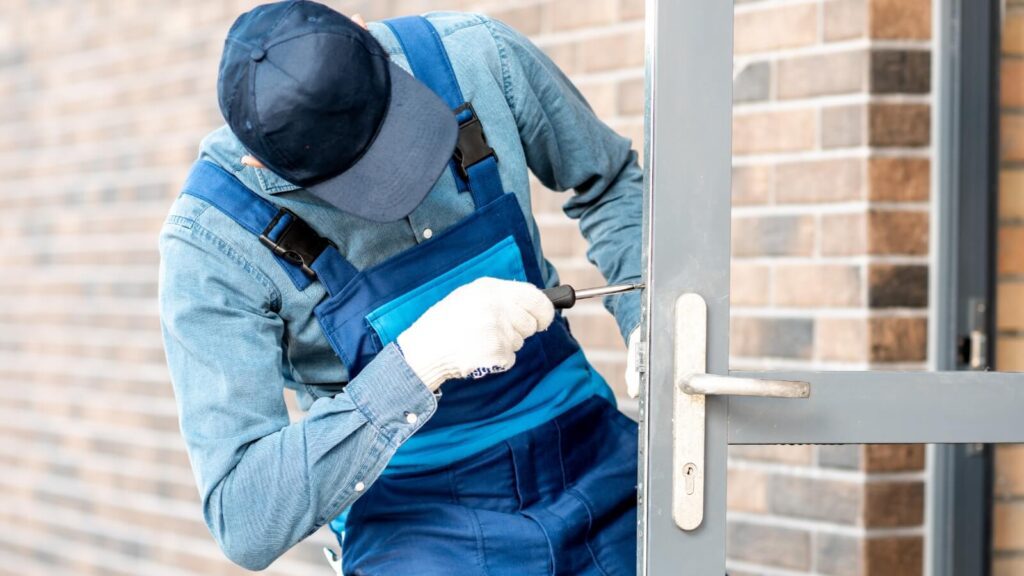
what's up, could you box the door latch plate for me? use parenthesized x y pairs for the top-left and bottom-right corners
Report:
(673, 293), (706, 530)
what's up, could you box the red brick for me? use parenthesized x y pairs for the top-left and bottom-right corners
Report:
(869, 317), (928, 362)
(869, 104), (931, 147)
(869, 157), (931, 201)
(869, 0), (932, 40)
(1003, 114), (1024, 162)
(868, 210), (929, 255)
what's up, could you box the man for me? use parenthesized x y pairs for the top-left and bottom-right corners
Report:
(159, 2), (643, 573)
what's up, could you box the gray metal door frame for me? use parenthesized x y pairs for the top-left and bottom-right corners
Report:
(929, 0), (1002, 573)
(638, 0), (1022, 574)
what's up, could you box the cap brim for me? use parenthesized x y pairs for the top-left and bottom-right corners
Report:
(307, 62), (458, 223)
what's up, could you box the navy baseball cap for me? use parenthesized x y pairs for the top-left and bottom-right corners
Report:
(217, 1), (457, 222)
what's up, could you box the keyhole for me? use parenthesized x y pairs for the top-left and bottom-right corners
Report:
(683, 462), (697, 495)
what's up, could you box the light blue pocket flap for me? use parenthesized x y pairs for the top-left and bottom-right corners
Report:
(365, 236), (527, 346)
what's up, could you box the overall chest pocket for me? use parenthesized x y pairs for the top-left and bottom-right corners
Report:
(363, 235), (527, 346)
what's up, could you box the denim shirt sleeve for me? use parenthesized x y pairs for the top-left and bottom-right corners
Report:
(487, 19), (643, 341)
(158, 208), (437, 571)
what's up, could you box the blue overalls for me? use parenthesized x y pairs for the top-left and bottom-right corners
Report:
(180, 16), (637, 575)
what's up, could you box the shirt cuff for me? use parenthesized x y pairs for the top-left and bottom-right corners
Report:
(345, 343), (438, 446)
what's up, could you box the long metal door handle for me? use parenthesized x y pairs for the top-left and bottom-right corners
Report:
(672, 293), (810, 532)
(679, 373), (810, 398)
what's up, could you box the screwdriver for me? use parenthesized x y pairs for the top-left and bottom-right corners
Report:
(542, 282), (645, 309)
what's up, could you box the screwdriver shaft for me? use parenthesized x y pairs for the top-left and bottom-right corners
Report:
(573, 283), (645, 300)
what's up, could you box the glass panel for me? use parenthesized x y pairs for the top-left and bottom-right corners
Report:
(728, 0), (932, 570)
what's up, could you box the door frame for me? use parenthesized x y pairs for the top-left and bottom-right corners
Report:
(928, 0), (1002, 574)
(638, 0), (1018, 574)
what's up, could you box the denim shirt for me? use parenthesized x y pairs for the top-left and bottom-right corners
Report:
(158, 12), (642, 571)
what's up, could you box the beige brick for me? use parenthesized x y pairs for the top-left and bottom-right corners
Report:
(816, 533), (863, 576)
(768, 476), (862, 524)
(620, 0), (645, 21)
(995, 445), (1024, 497)
(816, 318), (869, 363)
(775, 158), (864, 203)
(731, 263), (772, 306)
(1000, 170), (1024, 220)
(1004, 114), (1024, 163)
(868, 210), (929, 255)
(997, 282), (1024, 331)
(822, 105), (865, 149)
(777, 51), (867, 99)
(564, 309), (626, 349)
(539, 223), (590, 259)
(732, 164), (774, 205)
(549, 0), (618, 31)
(728, 468), (768, 513)
(869, 0), (932, 40)
(869, 157), (931, 202)
(728, 522), (812, 570)
(822, 213), (867, 257)
(578, 81), (617, 118)
(489, 4), (544, 35)
(542, 41), (579, 74)
(733, 215), (816, 257)
(999, 226), (1024, 276)
(825, 0), (867, 41)
(578, 30), (645, 72)
(735, 4), (819, 55)
(773, 265), (862, 307)
(732, 316), (814, 359)
(617, 77), (644, 116)
(733, 109), (817, 155)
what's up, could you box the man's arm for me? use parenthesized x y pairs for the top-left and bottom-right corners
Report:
(159, 214), (437, 571)
(488, 19), (644, 342)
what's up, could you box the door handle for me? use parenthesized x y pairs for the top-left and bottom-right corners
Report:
(679, 373), (809, 398)
(672, 294), (810, 531)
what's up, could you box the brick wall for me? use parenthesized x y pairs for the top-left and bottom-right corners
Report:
(727, 0), (931, 573)
(994, 1), (1024, 574)
(0, 0), (935, 574)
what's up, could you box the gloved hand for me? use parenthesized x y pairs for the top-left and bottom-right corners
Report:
(626, 327), (641, 398)
(397, 277), (555, 391)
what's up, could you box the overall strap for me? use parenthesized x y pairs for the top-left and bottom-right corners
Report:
(181, 161), (358, 296)
(383, 16), (504, 207)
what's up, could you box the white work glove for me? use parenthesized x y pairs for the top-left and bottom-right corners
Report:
(397, 277), (555, 391)
(626, 327), (641, 398)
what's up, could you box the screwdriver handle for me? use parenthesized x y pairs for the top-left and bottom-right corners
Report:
(543, 285), (577, 309)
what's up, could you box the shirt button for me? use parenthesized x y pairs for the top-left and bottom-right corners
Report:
(422, 228), (433, 239)
(405, 412), (419, 424)
(354, 481), (365, 492)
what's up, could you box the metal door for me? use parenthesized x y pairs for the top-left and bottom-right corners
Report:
(637, 0), (1024, 573)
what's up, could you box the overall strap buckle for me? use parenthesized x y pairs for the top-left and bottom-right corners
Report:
(258, 208), (333, 279)
(453, 102), (497, 179)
